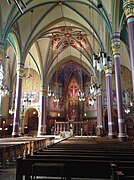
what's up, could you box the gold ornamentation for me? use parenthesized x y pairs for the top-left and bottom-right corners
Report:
(123, 1), (134, 19)
(41, 88), (47, 95)
(104, 66), (112, 74)
(18, 67), (24, 77)
(111, 41), (120, 55)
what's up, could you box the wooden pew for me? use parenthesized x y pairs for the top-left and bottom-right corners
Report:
(16, 157), (114, 180)
(16, 137), (134, 180)
(27, 154), (114, 161)
(0, 137), (54, 166)
(35, 149), (134, 157)
(111, 161), (134, 180)
(28, 153), (134, 162)
(32, 162), (65, 180)
(114, 171), (134, 180)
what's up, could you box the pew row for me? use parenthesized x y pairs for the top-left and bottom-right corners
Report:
(0, 136), (54, 166)
(111, 161), (134, 180)
(16, 157), (114, 180)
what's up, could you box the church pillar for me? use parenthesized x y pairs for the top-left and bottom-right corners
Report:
(37, 87), (46, 136)
(57, 123), (59, 133)
(96, 91), (103, 136)
(123, 1), (134, 95)
(12, 62), (24, 136)
(111, 32), (127, 141)
(104, 61), (116, 138)
(0, 48), (6, 118)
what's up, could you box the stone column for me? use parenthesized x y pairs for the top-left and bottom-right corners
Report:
(63, 123), (65, 131)
(104, 65), (116, 138)
(0, 53), (4, 117)
(37, 87), (46, 136)
(12, 62), (24, 136)
(96, 91), (103, 136)
(111, 32), (127, 141)
(57, 123), (59, 133)
(123, 1), (134, 95)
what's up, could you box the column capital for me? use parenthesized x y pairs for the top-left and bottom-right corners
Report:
(111, 34), (120, 56)
(123, 0), (134, 19)
(104, 66), (112, 75)
(17, 62), (24, 78)
(41, 86), (47, 95)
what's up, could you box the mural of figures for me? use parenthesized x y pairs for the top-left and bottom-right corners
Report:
(68, 78), (79, 120)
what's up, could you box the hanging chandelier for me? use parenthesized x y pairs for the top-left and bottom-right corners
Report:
(93, 52), (112, 72)
(53, 96), (59, 103)
(124, 108), (130, 114)
(89, 83), (101, 96)
(88, 75), (101, 106)
(0, 62), (10, 96)
(53, 81), (59, 103)
(124, 91), (133, 114)
(0, 85), (10, 96)
(47, 79), (54, 97)
(9, 108), (14, 115)
(7, 0), (27, 14)
(47, 84), (54, 97)
(78, 89), (85, 101)
(89, 97), (96, 106)
(48, 88), (54, 97)
(47, 73), (54, 97)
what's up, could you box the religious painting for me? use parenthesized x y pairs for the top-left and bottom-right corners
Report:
(68, 78), (79, 120)
(21, 91), (39, 105)
(49, 97), (64, 110)
(68, 79), (79, 100)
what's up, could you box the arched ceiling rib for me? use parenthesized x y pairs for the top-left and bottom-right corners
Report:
(2, 0), (112, 47)
(1, 0), (130, 87)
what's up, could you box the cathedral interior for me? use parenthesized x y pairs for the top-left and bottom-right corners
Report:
(0, 0), (134, 179)
(0, 0), (133, 139)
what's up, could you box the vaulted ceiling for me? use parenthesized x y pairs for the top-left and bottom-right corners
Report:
(0, 0), (131, 87)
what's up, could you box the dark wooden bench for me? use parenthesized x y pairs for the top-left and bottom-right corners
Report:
(26, 153), (134, 162)
(46, 145), (134, 152)
(16, 157), (114, 180)
(111, 161), (134, 180)
(114, 171), (134, 180)
(27, 154), (114, 161)
(32, 162), (65, 180)
(15, 137), (134, 180)
(35, 149), (134, 157)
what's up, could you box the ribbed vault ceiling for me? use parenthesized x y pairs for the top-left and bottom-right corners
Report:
(0, 0), (131, 85)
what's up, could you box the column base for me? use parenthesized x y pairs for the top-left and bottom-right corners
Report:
(108, 133), (117, 139)
(19, 133), (24, 136)
(96, 127), (104, 137)
(37, 125), (46, 137)
(12, 130), (20, 137)
(118, 135), (128, 142)
(37, 132), (46, 137)
(12, 134), (20, 137)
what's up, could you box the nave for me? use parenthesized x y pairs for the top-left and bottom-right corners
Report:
(0, 2), (134, 179)
(0, 0), (134, 141)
